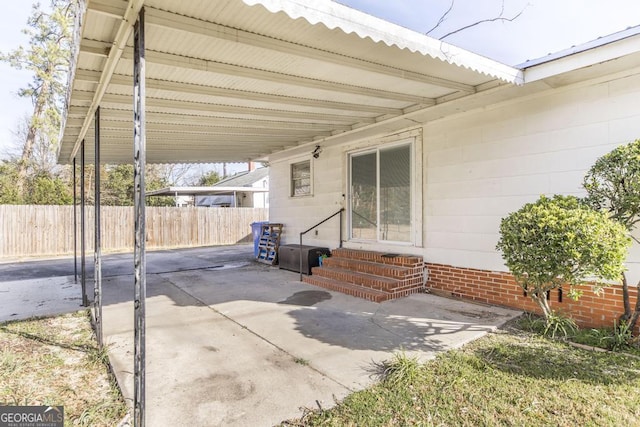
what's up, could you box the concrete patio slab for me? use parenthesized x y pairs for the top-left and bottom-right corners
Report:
(170, 266), (520, 392)
(0, 245), (522, 426)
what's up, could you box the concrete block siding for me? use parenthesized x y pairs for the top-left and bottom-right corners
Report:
(270, 147), (346, 247)
(425, 72), (640, 282)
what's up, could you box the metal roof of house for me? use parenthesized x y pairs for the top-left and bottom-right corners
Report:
(57, 0), (523, 165)
(214, 167), (269, 187)
(518, 24), (640, 69)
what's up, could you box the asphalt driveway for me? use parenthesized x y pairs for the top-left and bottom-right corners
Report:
(0, 245), (521, 426)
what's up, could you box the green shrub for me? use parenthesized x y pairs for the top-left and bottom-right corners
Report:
(600, 320), (633, 351)
(583, 139), (640, 332)
(543, 311), (578, 339)
(380, 351), (423, 388)
(517, 312), (577, 339)
(496, 195), (630, 320)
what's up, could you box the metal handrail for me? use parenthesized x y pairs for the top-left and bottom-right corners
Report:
(351, 209), (376, 227)
(299, 208), (344, 281)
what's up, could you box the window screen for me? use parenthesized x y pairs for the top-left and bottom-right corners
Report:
(349, 143), (412, 242)
(291, 160), (311, 196)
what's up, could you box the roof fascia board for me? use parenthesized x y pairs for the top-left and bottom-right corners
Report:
(523, 32), (640, 83)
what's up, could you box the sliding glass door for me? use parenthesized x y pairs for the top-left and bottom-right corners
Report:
(349, 143), (412, 243)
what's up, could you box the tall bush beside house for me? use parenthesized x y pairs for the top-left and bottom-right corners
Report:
(583, 139), (640, 332)
(496, 195), (630, 323)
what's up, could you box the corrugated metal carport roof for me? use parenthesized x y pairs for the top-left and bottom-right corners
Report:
(58, 0), (523, 165)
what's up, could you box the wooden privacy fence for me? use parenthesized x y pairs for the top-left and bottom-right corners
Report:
(0, 205), (268, 259)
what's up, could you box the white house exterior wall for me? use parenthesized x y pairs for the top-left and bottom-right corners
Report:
(269, 69), (640, 281)
(250, 177), (270, 208)
(424, 71), (640, 282)
(270, 147), (345, 248)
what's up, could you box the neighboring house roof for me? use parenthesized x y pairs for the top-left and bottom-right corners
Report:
(214, 168), (269, 188)
(57, 0), (640, 166)
(147, 167), (269, 199)
(147, 168), (269, 197)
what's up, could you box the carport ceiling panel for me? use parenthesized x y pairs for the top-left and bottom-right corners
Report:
(95, 76), (402, 117)
(97, 71), (413, 113)
(143, 0), (488, 89)
(92, 47), (425, 117)
(74, 136), (281, 165)
(126, 46), (443, 107)
(83, 3), (122, 41)
(78, 10), (457, 109)
(64, 0), (519, 164)
(84, 118), (331, 137)
(142, 64), (429, 108)
(142, 17), (457, 101)
(90, 95), (375, 124)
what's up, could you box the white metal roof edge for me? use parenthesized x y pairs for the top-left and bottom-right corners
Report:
(57, 0), (88, 163)
(242, 0), (523, 85)
(518, 24), (640, 69)
(521, 25), (640, 83)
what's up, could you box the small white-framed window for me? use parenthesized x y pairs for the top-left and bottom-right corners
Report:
(291, 160), (311, 197)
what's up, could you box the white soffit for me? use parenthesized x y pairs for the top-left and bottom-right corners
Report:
(58, 0), (523, 165)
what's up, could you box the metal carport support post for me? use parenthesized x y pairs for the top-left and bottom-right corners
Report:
(93, 106), (103, 347)
(133, 8), (147, 427)
(80, 139), (88, 307)
(73, 157), (77, 283)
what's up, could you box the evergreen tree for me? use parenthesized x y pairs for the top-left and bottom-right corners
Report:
(198, 170), (222, 186)
(1, 0), (77, 193)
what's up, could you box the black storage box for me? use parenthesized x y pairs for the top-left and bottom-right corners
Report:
(278, 244), (330, 275)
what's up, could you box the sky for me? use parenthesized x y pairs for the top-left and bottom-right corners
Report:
(1, 0), (640, 160)
(338, 0), (640, 64)
(0, 3), (34, 159)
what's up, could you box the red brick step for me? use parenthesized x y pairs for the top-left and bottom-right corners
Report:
(311, 266), (403, 292)
(302, 249), (424, 303)
(303, 275), (391, 303)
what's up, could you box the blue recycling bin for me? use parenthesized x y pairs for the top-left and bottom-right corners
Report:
(251, 221), (269, 257)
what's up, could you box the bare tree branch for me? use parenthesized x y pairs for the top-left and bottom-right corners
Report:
(425, 0), (455, 35)
(437, 1), (529, 41)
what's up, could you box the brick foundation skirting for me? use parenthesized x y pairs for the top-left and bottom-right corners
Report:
(426, 263), (640, 333)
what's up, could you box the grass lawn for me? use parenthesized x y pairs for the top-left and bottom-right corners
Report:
(284, 324), (640, 426)
(0, 311), (128, 426)
(2, 311), (639, 426)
